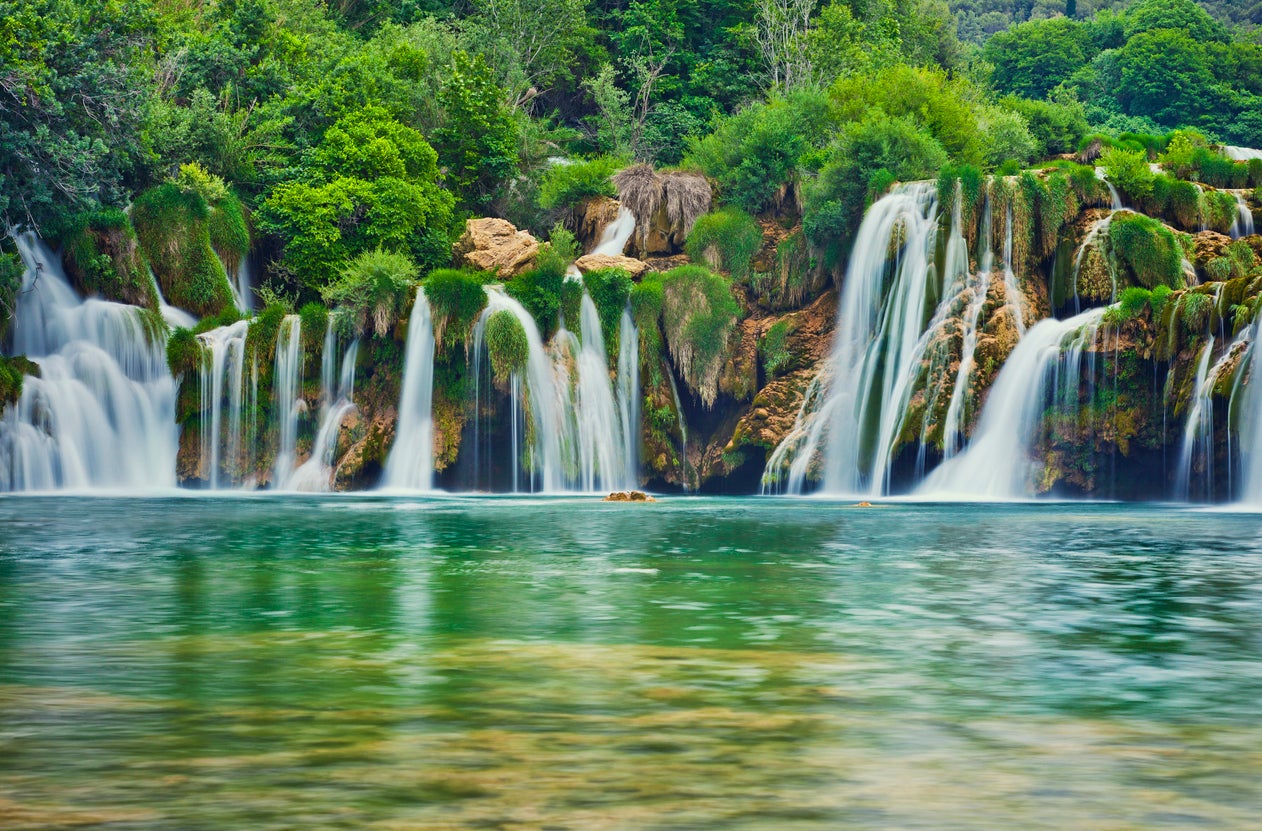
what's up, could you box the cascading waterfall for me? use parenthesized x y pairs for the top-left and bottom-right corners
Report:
(270, 315), (303, 487)
(919, 308), (1106, 499)
(234, 256), (253, 312)
(468, 285), (638, 492)
(942, 190), (994, 460)
(197, 320), (250, 488)
(762, 182), (947, 495)
(591, 207), (637, 257)
(288, 332), (358, 492)
(383, 289), (437, 490)
(0, 233), (179, 491)
(1173, 333), (1252, 501)
(1233, 318), (1262, 506)
(1231, 193), (1255, 239)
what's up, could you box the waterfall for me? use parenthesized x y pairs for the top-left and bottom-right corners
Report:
(383, 289), (437, 490)
(1001, 204), (1026, 337)
(919, 308), (1106, 500)
(0, 233), (179, 491)
(591, 207), (637, 256)
(289, 333), (358, 492)
(1223, 146), (1262, 161)
(1173, 334), (1251, 501)
(1095, 167), (1124, 210)
(617, 306), (640, 481)
(1233, 318), (1262, 505)
(1231, 193), (1255, 239)
(270, 315), (303, 487)
(197, 320), (250, 488)
(762, 182), (947, 495)
(234, 256), (253, 312)
(942, 190), (994, 460)
(469, 285), (637, 492)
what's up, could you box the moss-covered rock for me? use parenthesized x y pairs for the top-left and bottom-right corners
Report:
(485, 309), (528, 383)
(57, 209), (159, 310)
(0, 355), (39, 407)
(131, 183), (237, 317)
(1108, 212), (1184, 291)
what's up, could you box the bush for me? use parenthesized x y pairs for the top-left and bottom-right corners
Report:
(630, 279), (664, 330)
(485, 309), (529, 382)
(175, 162), (229, 204)
(653, 265), (741, 408)
(322, 249), (419, 338)
(1202, 190), (1238, 235)
(537, 156), (621, 211)
(299, 302), (329, 353)
(131, 183), (236, 317)
(1100, 147), (1153, 202)
(1108, 212), (1184, 290)
(166, 327), (204, 377)
(685, 209), (763, 282)
(1180, 292), (1214, 335)
(581, 267), (632, 349)
(1002, 95), (1088, 157)
(422, 267), (487, 347)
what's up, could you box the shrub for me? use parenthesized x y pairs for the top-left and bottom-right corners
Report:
(322, 249), (419, 338)
(630, 279), (664, 330)
(1108, 212), (1184, 290)
(175, 162), (229, 204)
(653, 265), (741, 407)
(166, 327), (204, 377)
(485, 310), (529, 382)
(193, 305), (243, 335)
(298, 302), (329, 353)
(1180, 292), (1214, 335)
(1100, 147), (1153, 202)
(1202, 190), (1238, 235)
(537, 156), (621, 211)
(1002, 95), (1088, 157)
(582, 267), (632, 348)
(1249, 158), (1262, 188)
(685, 209), (762, 282)
(760, 319), (794, 377)
(422, 267), (487, 347)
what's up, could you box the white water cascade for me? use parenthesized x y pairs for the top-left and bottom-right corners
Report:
(942, 191), (994, 460)
(197, 319), (250, 488)
(270, 315), (303, 487)
(617, 306), (640, 481)
(1231, 193), (1255, 239)
(1174, 333), (1252, 501)
(919, 308), (1106, 500)
(0, 233), (179, 491)
(383, 289), (437, 490)
(591, 207), (637, 257)
(288, 328), (358, 492)
(762, 182), (947, 495)
(1232, 317), (1262, 505)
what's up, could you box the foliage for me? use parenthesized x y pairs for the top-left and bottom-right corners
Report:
(424, 268), (488, 347)
(582, 267), (633, 348)
(433, 51), (519, 211)
(321, 249), (418, 338)
(984, 17), (1091, 101)
(649, 265), (741, 408)
(1002, 95), (1088, 157)
(759, 319), (794, 377)
(57, 208), (158, 310)
(131, 184), (237, 317)
(166, 327), (204, 377)
(686, 209), (763, 282)
(0, 355), (39, 407)
(1100, 147), (1153, 202)
(506, 245), (567, 337)
(175, 163), (229, 204)
(1108, 212), (1184, 291)
(484, 309), (528, 382)
(537, 157), (621, 211)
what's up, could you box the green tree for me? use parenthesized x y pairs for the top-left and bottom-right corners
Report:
(1116, 29), (1216, 127)
(983, 17), (1091, 100)
(433, 52), (520, 210)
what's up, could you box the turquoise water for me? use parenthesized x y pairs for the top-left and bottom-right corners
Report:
(1, 496), (1260, 829)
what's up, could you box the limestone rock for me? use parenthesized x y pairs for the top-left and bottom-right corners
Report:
(574, 253), (652, 279)
(573, 197), (623, 253)
(453, 218), (538, 277)
(1192, 231), (1233, 269)
(604, 490), (657, 502)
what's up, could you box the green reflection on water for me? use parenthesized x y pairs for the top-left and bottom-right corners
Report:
(1, 497), (1261, 829)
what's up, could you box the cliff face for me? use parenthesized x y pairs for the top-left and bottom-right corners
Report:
(158, 170), (1262, 499)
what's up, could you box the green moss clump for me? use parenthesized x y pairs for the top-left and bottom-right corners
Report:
(131, 183), (236, 317)
(1108, 212), (1184, 291)
(58, 209), (159, 310)
(582, 267), (632, 350)
(1180, 292), (1214, 336)
(166, 327), (205, 377)
(1202, 190), (1238, 236)
(760, 319), (795, 377)
(630, 279), (664, 330)
(424, 268), (488, 348)
(207, 192), (250, 266)
(649, 265), (741, 408)
(506, 245), (567, 339)
(299, 302), (329, 356)
(685, 208), (762, 282)
(485, 309), (529, 382)
(0, 355), (39, 407)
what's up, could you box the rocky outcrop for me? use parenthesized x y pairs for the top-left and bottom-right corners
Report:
(453, 218), (538, 276)
(574, 253), (652, 278)
(573, 197), (623, 253)
(611, 165), (712, 257)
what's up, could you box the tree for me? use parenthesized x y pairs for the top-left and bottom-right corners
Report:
(1116, 28), (1217, 128)
(751, 0), (815, 91)
(464, 0), (591, 107)
(433, 52), (519, 210)
(1123, 0), (1227, 43)
(983, 16), (1091, 101)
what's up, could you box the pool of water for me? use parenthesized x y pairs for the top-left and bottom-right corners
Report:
(1, 496), (1260, 829)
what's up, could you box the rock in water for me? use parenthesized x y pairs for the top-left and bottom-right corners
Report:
(604, 491), (657, 502)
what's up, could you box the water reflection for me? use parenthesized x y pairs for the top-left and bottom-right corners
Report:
(0, 497), (1260, 828)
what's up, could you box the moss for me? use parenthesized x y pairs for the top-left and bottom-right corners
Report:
(131, 183), (236, 317)
(166, 327), (205, 377)
(485, 309), (528, 382)
(57, 209), (159, 310)
(630, 279), (664, 330)
(299, 302), (329, 356)
(1108, 212), (1184, 290)
(0, 355), (39, 407)
(759, 320), (794, 377)
(1202, 190), (1238, 236)
(538, 156), (622, 211)
(506, 250), (566, 338)
(423, 268), (488, 349)
(685, 208), (762, 282)
(582, 267), (632, 351)
(559, 278), (583, 331)
(207, 192), (250, 266)
(1180, 292), (1214, 336)
(1167, 179), (1203, 230)
(652, 265), (741, 408)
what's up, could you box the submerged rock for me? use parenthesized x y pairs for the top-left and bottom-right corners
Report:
(453, 218), (539, 277)
(604, 490), (657, 502)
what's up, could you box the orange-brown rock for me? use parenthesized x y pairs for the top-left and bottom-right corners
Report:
(1192, 230), (1233, 269)
(574, 253), (652, 278)
(453, 218), (538, 277)
(573, 197), (622, 253)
